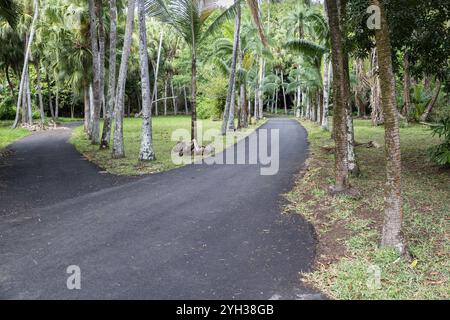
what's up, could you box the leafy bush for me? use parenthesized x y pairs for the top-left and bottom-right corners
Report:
(0, 96), (16, 120)
(429, 117), (450, 166)
(197, 75), (227, 120)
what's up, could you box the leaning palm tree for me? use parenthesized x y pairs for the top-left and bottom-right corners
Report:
(145, 0), (264, 142)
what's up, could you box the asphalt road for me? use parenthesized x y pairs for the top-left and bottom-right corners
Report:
(0, 118), (320, 299)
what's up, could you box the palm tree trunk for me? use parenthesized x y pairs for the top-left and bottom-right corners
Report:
(55, 81), (59, 120)
(88, 0), (102, 144)
(171, 81), (177, 115)
(84, 81), (89, 131)
(12, 0), (38, 128)
(401, 51), (411, 117)
(35, 60), (45, 126)
(420, 79), (441, 122)
(322, 55), (331, 130)
(257, 58), (265, 119)
(100, 0), (117, 149)
(325, 0), (349, 192)
(112, 0), (135, 159)
(184, 86), (188, 114)
(137, 0), (155, 161)
(25, 69), (32, 124)
(191, 51), (198, 142)
(153, 29), (164, 117)
(372, 0), (404, 254)
(164, 79), (168, 115)
(281, 70), (287, 115)
(46, 72), (55, 120)
(222, 0), (241, 134)
(370, 48), (384, 125)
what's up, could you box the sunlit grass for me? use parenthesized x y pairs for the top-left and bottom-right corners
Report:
(70, 116), (265, 175)
(0, 121), (30, 149)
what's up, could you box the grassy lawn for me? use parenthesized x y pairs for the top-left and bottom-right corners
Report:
(71, 116), (266, 175)
(0, 121), (30, 149)
(285, 119), (449, 299)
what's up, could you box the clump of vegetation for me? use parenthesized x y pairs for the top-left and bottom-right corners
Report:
(429, 117), (450, 166)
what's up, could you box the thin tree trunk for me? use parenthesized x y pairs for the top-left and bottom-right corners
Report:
(137, 0), (155, 161)
(100, 0), (117, 149)
(401, 51), (411, 117)
(222, 0), (241, 134)
(55, 82), (59, 120)
(84, 81), (89, 131)
(35, 60), (45, 126)
(322, 55), (331, 130)
(191, 52), (198, 142)
(112, 0), (135, 158)
(26, 69), (32, 124)
(372, 0), (405, 254)
(258, 58), (265, 119)
(89, 83), (94, 134)
(12, 1), (38, 128)
(281, 70), (287, 115)
(164, 79), (168, 115)
(370, 48), (384, 125)
(420, 79), (441, 122)
(325, 0), (349, 192)
(47, 72), (55, 120)
(184, 86), (188, 114)
(88, 0), (102, 144)
(153, 29), (164, 117)
(171, 81), (177, 115)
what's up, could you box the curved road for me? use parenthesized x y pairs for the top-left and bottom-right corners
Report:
(0, 118), (320, 299)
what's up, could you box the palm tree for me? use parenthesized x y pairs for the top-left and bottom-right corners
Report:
(222, 0), (241, 134)
(100, 0), (118, 149)
(137, 0), (156, 160)
(372, 0), (404, 253)
(324, 0), (348, 192)
(112, 0), (136, 159)
(0, 0), (21, 29)
(146, 0), (255, 142)
(12, 0), (39, 128)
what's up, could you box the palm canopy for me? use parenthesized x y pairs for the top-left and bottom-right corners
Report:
(0, 0), (21, 29)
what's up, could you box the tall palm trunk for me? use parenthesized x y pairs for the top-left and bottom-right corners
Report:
(137, 0), (155, 161)
(191, 51), (198, 142)
(153, 29), (164, 116)
(112, 0), (135, 159)
(184, 86), (188, 114)
(100, 0), (117, 149)
(171, 81), (177, 115)
(83, 80), (89, 131)
(88, 0), (101, 144)
(281, 70), (287, 115)
(372, 0), (404, 254)
(46, 72), (55, 120)
(163, 79), (168, 115)
(257, 57), (265, 119)
(12, 0), (38, 128)
(322, 55), (331, 130)
(325, 0), (349, 191)
(35, 60), (45, 126)
(222, 0), (241, 135)
(401, 51), (411, 117)
(370, 48), (383, 125)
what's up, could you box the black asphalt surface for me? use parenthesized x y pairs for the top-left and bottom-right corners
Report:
(0, 118), (320, 299)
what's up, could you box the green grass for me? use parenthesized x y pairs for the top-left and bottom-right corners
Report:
(285, 119), (449, 300)
(0, 121), (30, 149)
(70, 116), (265, 175)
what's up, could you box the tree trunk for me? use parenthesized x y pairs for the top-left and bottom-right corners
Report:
(401, 51), (411, 117)
(100, 0), (117, 149)
(153, 30), (164, 116)
(47, 72), (55, 120)
(25, 68), (32, 124)
(88, 0), (102, 144)
(222, 0), (241, 135)
(163, 80), (168, 115)
(257, 57), (265, 119)
(89, 83), (94, 135)
(84, 81), (90, 131)
(372, 0), (405, 254)
(370, 48), (384, 125)
(420, 79), (441, 122)
(184, 86), (188, 114)
(171, 81), (177, 115)
(325, 0), (349, 192)
(281, 70), (287, 115)
(191, 52), (198, 142)
(322, 55), (332, 131)
(12, 0), (38, 129)
(55, 82), (59, 120)
(112, 0), (135, 159)
(35, 60), (45, 126)
(137, 0), (155, 161)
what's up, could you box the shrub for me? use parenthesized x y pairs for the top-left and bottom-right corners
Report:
(0, 96), (16, 120)
(429, 117), (450, 166)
